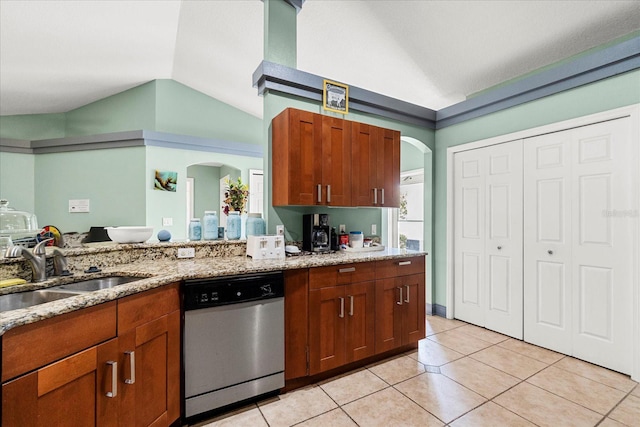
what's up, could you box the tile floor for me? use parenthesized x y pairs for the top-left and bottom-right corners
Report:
(194, 315), (639, 427)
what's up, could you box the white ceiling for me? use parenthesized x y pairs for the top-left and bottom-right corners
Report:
(1, 0), (639, 118)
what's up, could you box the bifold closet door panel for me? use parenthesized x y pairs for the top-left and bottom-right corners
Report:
(523, 131), (573, 355)
(454, 140), (523, 339)
(570, 119), (634, 374)
(524, 117), (635, 374)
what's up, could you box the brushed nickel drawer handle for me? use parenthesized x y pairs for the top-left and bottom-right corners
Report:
(397, 287), (403, 305)
(398, 261), (412, 266)
(339, 267), (356, 273)
(125, 351), (135, 385)
(106, 361), (117, 398)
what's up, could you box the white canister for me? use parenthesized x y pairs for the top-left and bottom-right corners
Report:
(349, 231), (364, 248)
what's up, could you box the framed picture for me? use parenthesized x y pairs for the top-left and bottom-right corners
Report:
(154, 170), (177, 192)
(323, 79), (349, 114)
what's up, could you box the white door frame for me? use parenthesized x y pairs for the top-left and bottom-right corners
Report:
(446, 104), (640, 380)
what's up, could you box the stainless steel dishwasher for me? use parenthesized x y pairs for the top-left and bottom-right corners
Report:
(182, 271), (284, 420)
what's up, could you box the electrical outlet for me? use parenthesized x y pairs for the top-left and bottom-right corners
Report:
(162, 217), (173, 226)
(371, 224), (377, 235)
(177, 247), (195, 258)
(276, 225), (285, 236)
(339, 224), (346, 233)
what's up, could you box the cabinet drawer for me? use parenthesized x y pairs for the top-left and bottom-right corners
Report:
(309, 262), (375, 290)
(118, 282), (179, 333)
(375, 257), (424, 279)
(2, 301), (117, 382)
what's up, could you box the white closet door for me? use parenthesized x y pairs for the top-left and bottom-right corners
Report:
(570, 119), (634, 373)
(484, 142), (523, 339)
(454, 149), (486, 326)
(524, 117), (634, 374)
(454, 141), (523, 338)
(524, 131), (573, 355)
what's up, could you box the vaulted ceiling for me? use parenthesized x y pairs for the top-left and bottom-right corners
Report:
(1, 0), (638, 118)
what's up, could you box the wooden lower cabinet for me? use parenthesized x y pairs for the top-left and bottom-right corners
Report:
(375, 273), (425, 354)
(1, 282), (180, 427)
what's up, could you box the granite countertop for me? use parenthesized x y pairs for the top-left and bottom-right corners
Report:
(0, 247), (425, 335)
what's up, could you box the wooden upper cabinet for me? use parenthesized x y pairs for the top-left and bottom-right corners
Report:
(272, 108), (399, 207)
(351, 122), (400, 207)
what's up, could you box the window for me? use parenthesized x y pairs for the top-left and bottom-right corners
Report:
(389, 170), (424, 250)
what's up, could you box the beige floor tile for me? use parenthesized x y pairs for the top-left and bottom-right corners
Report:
(296, 408), (357, 427)
(497, 338), (564, 365)
(440, 357), (520, 399)
(427, 329), (494, 355)
(494, 382), (602, 427)
(449, 401), (535, 427)
(554, 357), (638, 393)
(409, 337), (465, 366)
(342, 387), (443, 427)
(527, 366), (626, 415)
(319, 369), (388, 405)
(426, 315), (466, 335)
(368, 354), (426, 385)
(609, 394), (640, 426)
(632, 385), (640, 398)
(455, 324), (510, 344)
(258, 386), (337, 427)
(200, 406), (267, 427)
(470, 346), (547, 379)
(395, 372), (486, 423)
(598, 418), (628, 427)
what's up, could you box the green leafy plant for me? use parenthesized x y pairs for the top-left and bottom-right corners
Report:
(222, 177), (249, 215)
(399, 192), (408, 220)
(399, 233), (407, 249)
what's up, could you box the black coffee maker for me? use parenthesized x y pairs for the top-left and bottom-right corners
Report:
(303, 214), (331, 252)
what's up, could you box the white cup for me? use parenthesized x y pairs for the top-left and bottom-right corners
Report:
(0, 236), (13, 258)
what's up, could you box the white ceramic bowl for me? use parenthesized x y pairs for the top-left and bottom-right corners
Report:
(105, 226), (153, 244)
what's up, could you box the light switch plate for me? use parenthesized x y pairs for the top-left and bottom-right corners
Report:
(276, 225), (285, 236)
(371, 224), (377, 235)
(69, 199), (90, 213)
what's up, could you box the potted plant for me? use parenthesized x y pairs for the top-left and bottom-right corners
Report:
(222, 177), (249, 239)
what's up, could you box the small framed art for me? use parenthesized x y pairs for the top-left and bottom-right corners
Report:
(323, 79), (348, 114)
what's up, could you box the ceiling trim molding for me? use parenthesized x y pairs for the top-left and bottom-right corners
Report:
(436, 35), (640, 129)
(2, 130), (263, 157)
(252, 61), (438, 129)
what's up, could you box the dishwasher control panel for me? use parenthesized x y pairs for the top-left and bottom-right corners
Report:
(183, 271), (284, 310)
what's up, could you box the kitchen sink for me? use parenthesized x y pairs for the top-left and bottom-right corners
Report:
(0, 289), (82, 312)
(52, 276), (141, 292)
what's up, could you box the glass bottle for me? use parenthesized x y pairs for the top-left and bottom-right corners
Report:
(246, 213), (265, 237)
(226, 211), (241, 240)
(188, 218), (201, 241)
(203, 211), (219, 240)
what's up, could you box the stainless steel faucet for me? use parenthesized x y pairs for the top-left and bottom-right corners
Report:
(52, 247), (72, 276)
(4, 238), (53, 282)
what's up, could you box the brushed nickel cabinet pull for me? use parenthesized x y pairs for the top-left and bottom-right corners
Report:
(339, 297), (345, 318)
(381, 188), (385, 205)
(125, 351), (136, 385)
(106, 361), (118, 398)
(397, 287), (403, 305)
(373, 188), (378, 204)
(327, 185), (331, 203)
(398, 261), (412, 266)
(405, 285), (410, 303)
(349, 295), (354, 316)
(339, 267), (356, 273)
(317, 184), (322, 203)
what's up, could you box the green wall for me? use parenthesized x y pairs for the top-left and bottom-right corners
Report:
(0, 152), (35, 213)
(432, 69), (640, 307)
(188, 164), (221, 220)
(0, 113), (65, 140)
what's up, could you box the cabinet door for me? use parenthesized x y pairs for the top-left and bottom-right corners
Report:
(375, 277), (403, 354)
(351, 122), (378, 206)
(376, 128), (400, 207)
(309, 287), (346, 374)
(344, 281), (376, 363)
(400, 273), (426, 345)
(2, 340), (119, 427)
(272, 108), (322, 206)
(120, 310), (180, 427)
(321, 115), (352, 205)
(285, 269), (309, 380)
